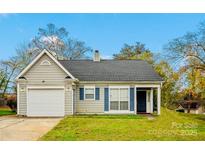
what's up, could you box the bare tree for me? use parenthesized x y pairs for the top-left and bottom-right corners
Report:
(0, 67), (7, 92)
(164, 21), (205, 104)
(0, 23), (92, 95)
(0, 57), (23, 98)
(164, 22), (205, 71)
(29, 23), (91, 60)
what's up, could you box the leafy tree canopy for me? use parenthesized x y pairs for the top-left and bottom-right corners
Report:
(154, 61), (181, 107)
(113, 42), (180, 108)
(165, 21), (205, 100)
(113, 42), (154, 64)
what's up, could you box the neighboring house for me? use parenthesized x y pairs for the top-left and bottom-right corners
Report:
(16, 49), (163, 117)
(176, 101), (205, 114)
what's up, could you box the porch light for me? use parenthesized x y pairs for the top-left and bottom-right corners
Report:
(20, 87), (25, 92)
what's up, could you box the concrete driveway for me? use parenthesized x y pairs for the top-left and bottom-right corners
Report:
(0, 115), (62, 141)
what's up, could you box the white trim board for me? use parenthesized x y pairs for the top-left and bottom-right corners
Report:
(104, 111), (135, 114)
(135, 84), (161, 88)
(27, 86), (65, 89)
(15, 49), (76, 80)
(80, 81), (163, 84)
(109, 85), (130, 88)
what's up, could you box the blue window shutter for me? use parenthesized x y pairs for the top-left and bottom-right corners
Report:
(130, 88), (134, 111)
(95, 88), (100, 100)
(80, 88), (84, 100)
(104, 88), (109, 111)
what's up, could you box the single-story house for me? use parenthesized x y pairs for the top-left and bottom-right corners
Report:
(176, 101), (205, 114)
(16, 49), (163, 117)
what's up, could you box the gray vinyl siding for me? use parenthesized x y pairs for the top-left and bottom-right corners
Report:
(24, 54), (67, 85)
(75, 84), (105, 113)
(65, 84), (73, 115)
(18, 53), (73, 116)
(73, 89), (76, 114)
(18, 84), (27, 115)
(75, 83), (151, 114)
(74, 83), (160, 114)
(17, 52), (161, 116)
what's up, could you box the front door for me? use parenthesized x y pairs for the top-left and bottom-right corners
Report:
(137, 91), (146, 113)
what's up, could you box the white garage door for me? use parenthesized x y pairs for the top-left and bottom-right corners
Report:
(27, 89), (64, 117)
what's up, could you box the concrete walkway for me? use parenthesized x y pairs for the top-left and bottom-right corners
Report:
(0, 115), (62, 141)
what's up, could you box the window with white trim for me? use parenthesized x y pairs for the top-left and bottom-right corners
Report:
(110, 88), (129, 110)
(85, 87), (95, 100)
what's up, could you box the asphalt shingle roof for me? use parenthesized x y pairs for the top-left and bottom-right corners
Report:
(58, 59), (163, 81)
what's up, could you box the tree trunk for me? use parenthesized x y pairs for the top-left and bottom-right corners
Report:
(0, 77), (6, 91)
(187, 102), (191, 113)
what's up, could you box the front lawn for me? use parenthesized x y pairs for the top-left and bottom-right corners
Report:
(0, 107), (16, 116)
(40, 108), (205, 141)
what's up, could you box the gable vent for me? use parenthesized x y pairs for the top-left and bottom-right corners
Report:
(40, 60), (51, 66)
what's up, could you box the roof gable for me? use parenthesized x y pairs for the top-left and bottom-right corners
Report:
(16, 49), (75, 80)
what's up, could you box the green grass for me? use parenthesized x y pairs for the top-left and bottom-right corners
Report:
(40, 108), (205, 141)
(0, 108), (16, 116)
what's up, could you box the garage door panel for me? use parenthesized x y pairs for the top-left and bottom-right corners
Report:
(27, 89), (64, 117)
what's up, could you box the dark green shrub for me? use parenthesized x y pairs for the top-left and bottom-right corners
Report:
(6, 96), (17, 112)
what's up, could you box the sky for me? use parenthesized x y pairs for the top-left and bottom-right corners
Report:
(0, 13), (205, 60)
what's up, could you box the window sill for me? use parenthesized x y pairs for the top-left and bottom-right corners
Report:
(84, 99), (95, 101)
(104, 111), (135, 114)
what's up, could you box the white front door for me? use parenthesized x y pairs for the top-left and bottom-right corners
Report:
(27, 89), (65, 117)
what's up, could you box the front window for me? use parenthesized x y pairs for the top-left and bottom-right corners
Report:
(110, 88), (119, 110)
(85, 87), (95, 100)
(110, 88), (129, 111)
(120, 88), (129, 110)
